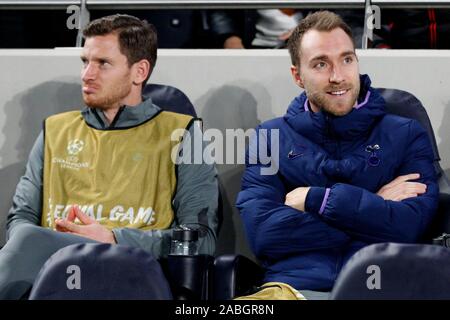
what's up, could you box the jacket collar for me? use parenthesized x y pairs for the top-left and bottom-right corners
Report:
(81, 96), (161, 129)
(284, 74), (386, 143)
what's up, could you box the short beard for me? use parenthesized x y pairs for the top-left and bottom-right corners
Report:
(307, 85), (360, 117)
(84, 95), (121, 110)
(83, 82), (132, 110)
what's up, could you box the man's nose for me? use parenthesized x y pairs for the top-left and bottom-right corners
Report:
(81, 63), (97, 82)
(329, 65), (344, 84)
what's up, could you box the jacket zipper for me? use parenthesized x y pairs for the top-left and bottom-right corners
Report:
(108, 106), (126, 129)
(92, 108), (106, 129)
(325, 114), (341, 159)
(325, 114), (332, 139)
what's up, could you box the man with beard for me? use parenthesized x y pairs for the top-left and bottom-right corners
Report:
(0, 14), (218, 299)
(236, 11), (438, 300)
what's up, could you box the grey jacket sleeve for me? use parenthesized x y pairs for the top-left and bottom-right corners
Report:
(112, 121), (219, 259)
(6, 131), (44, 238)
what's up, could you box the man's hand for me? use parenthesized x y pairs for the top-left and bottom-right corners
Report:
(377, 173), (427, 201)
(55, 205), (76, 233)
(285, 187), (311, 212)
(55, 206), (116, 243)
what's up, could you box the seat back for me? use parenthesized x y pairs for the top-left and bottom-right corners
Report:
(29, 243), (173, 300)
(377, 88), (450, 240)
(377, 88), (450, 193)
(143, 83), (197, 117)
(331, 242), (450, 300)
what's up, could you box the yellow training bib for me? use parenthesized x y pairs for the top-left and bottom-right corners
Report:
(42, 110), (192, 231)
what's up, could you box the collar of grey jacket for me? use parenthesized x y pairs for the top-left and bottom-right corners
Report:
(81, 97), (162, 130)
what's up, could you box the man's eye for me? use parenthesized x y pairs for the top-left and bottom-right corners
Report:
(344, 57), (353, 64)
(315, 62), (326, 69)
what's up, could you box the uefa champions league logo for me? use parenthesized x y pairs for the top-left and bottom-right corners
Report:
(67, 139), (85, 156)
(53, 140), (89, 170)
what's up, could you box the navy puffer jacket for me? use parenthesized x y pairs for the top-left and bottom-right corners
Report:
(236, 74), (439, 291)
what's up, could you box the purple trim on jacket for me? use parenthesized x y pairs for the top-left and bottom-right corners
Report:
(319, 188), (331, 214)
(354, 91), (371, 109)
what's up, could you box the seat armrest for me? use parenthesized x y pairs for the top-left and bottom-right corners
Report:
(424, 193), (450, 243)
(212, 254), (263, 300)
(160, 254), (214, 300)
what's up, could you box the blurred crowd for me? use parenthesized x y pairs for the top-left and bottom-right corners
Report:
(1, 8), (450, 49)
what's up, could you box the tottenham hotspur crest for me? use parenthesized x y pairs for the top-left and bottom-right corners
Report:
(67, 139), (85, 155)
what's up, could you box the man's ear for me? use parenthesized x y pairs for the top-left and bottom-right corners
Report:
(132, 59), (151, 86)
(290, 65), (304, 88)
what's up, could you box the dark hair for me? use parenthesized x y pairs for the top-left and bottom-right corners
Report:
(287, 11), (354, 67)
(83, 14), (158, 84)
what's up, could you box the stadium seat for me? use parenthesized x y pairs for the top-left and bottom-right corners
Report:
(29, 243), (173, 300)
(143, 83), (197, 117)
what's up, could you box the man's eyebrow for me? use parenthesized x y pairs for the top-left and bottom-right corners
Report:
(79, 56), (112, 63)
(340, 50), (356, 57)
(309, 51), (356, 63)
(309, 54), (328, 63)
(96, 57), (112, 63)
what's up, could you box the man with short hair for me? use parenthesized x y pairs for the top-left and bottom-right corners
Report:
(0, 14), (218, 299)
(236, 11), (438, 299)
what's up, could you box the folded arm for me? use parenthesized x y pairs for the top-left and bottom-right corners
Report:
(301, 121), (439, 243)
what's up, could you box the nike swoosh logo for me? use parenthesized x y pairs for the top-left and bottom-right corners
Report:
(288, 150), (303, 159)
